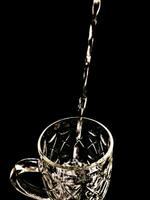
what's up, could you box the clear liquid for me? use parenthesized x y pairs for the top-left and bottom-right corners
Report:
(73, 0), (101, 161)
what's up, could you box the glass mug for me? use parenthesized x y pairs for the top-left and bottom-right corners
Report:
(10, 117), (114, 200)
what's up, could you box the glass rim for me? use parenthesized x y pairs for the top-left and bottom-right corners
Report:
(37, 116), (114, 170)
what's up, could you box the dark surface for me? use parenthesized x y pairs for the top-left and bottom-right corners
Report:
(1, 0), (147, 199)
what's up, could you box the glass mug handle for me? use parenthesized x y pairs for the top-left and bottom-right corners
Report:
(10, 158), (49, 200)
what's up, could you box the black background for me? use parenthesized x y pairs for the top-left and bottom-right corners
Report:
(0, 0), (148, 199)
